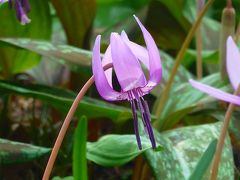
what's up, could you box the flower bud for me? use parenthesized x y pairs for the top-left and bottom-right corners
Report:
(219, 5), (236, 79)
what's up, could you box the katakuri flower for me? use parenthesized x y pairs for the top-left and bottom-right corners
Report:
(92, 15), (162, 150)
(0, 0), (31, 25)
(189, 36), (240, 105)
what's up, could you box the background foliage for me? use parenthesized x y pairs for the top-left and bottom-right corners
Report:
(0, 0), (240, 179)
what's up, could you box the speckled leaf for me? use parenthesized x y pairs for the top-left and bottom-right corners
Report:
(183, 0), (220, 50)
(189, 139), (217, 180)
(0, 80), (132, 123)
(0, 138), (50, 165)
(0, 38), (92, 71)
(156, 73), (230, 130)
(0, 38), (193, 89)
(145, 122), (234, 180)
(87, 135), (163, 166)
(0, 1), (51, 76)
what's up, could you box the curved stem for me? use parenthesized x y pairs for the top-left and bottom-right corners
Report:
(153, 0), (215, 130)
(42, 63), (113, 180)
(227, 0), (232, 8)
(210, 85), (240, 180)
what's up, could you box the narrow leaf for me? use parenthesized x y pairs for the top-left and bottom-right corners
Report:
(189, 139), (217, 180)
(145, 122), (234, 180)
(0, 80), (132, 123)
(73, 116), (88, 180)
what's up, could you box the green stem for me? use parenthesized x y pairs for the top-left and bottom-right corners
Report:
(153, 0), (215, 130)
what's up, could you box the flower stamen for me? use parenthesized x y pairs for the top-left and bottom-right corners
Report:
(129, 89), (156, 149)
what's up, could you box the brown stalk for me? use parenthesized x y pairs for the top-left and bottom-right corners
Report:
(42, 63), (113, 180)
(210, 84), (240, 180)
(153, 0), (215, 129)
(227, 0), (232, 8)
(196, 0), (204, 79)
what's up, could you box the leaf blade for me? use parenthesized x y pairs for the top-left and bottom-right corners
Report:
(189, 139), (217, 180)
(73, 116), (88, 180)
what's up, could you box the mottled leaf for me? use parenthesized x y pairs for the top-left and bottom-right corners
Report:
(145, 122), (234, 180)
(156, 73), (230, 130)
(0, 38), (193, 93)
(0, 0), (51, 76)
(0, 38), (92, 71)
(183, 0), (220, 50)
(0, 80), (132, 123)
(189, 139), (217, 180)
(0, 138), (50, 165)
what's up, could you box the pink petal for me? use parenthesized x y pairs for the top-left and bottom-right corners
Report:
(226, 36), (240, 90)
(102, 45), (113, 88)
(120, 31), (150, 69)
(110, 33), (147, 91)
(92, 35), (126, 101)
(133, 15), (162, 92)
(189, 79), (240, 106)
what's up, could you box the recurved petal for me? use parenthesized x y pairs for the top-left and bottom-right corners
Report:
(189, 79), (240, 106)
(0, 0), (8, 4)
(110, 33), (147, 91)
(92, 35), (126, 101)
(121, 31), (149, 69)
(226, 36), (240, 90)
(134, 15), (162, 92)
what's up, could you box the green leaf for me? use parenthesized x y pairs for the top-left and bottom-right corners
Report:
(52, 176), (74, 180)
(0, 38), (92, 72)
(156, 0), (190, 31)
(51, 0), (95, 47)
(73, 116), (88, 180)
(0, 39), (193, 92)
(146, 0), (190, 50)
(189, 139), (217, 180)
(182, 49), (218, 68)
(94, 0), (148, 35)
(145, 122), (234, 180)
(0, 80), (132, 123)
(157, 73), (230, 130)
(87, 134), (163, 166)
(0, 138), (50, 165)
(183, 0), (220, 50)
(0, 0), (51, 76)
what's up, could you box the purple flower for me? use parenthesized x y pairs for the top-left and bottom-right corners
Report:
(0, 0), (31, 25)
(189, 36), (240, 105)
(92, 15), (162, 150)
